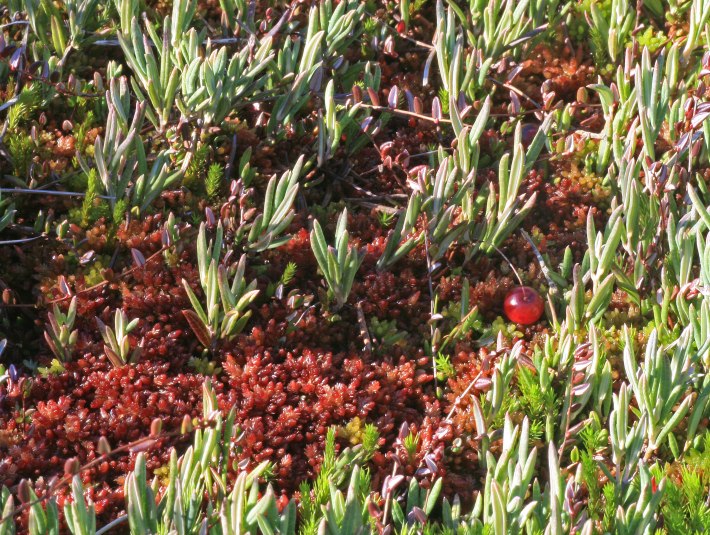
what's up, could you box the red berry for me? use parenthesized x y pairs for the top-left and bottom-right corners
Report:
(503, 286), (544, 325)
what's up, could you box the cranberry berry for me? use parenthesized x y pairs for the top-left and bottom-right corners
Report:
(503, 286), (544, 325)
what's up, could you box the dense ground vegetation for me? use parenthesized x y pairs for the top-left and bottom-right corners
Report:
(1, 0), (710, 533)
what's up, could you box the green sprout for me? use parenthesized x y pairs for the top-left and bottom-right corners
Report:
(182, 222), (260, 349)
(96, 309), (142, 367)
(310, 209), (365, 310)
